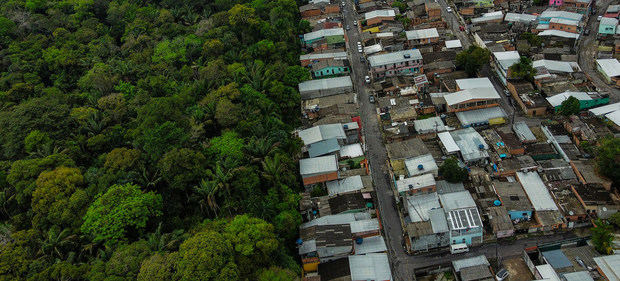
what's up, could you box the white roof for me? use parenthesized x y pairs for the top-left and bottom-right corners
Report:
(562, 272), (594, 281)
(445, 39), (462, 49)
(298, 123), (346, 145)
(327, 175), (364, 196)
(438, 132), (460, 153)
(303, 28), (344, 42)
(301, 212), (372, 228)
(605, 110), (620, 127)
(364, 43), (383, 55)
(298, 76), (353, 93)
(540, 10), (583, 21)
(451, 127), (489, 162)
(538, 29), (579, 39)
(589, 102), (620, 116)
(375, 32), (394, 38)
(439, 190), (476, 211)
(368, 49), (423, 67)
(444, 88), (500, 106)
(513, 121), (536, 142)
(546, 91), (594, 107)
(414, 116), (447, 134)
(349, 253), (393, 281)
(494, 51), (521, 70)
(350, 218), (380, 234)
(536, 264), (561, 281)
(299, 155), (338, 176)
(396, 173), (436, 193)
(456, 106), (506, 127)
(453, 255), (490, 272)
(536, 24), (550, 30)
(550, 17), (578, 26)
(504, 13), (538, 23)
(471, 11), (504, 23)
(516, 171), (558, 211)
(600, 17), (619, 26)
(596, 59), (620, 78)
(455, 77), (494, 90)
(364, 9), (396, 20)
(404, 154), (438, 176)
(354, 235), (387, 255)
(593, 254), (620, 281)
(300, 51), (348, 61)
(405, 28), (439, 40)
(339, 143), (364, 159)
(533, 59), (580, 73)
(406, 192), (441, 222)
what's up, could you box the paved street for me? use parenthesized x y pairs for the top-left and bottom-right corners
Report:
(437, 0), (472, 48)
(578, 0), (620, 102)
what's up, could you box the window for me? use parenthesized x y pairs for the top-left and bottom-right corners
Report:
(523, 212), (528, 216)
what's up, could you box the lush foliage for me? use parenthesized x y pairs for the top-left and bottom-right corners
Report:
(595, 137), (620, 186)
(508, 56), (536, 82)
(520, 32), (543, 47)
(439, 157), (469, 183)
(558, 96), (581, 116)
(591, 219), (614, 254)
(455, 46), (491, 77)
(0, 0), (305, 279)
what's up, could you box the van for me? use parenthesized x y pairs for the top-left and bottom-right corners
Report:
(450, 243), (469, 254)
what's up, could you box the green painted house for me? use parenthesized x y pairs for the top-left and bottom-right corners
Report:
(598, 17), (618, 35)
(546, 91), (610, 112)
(311, 59), (350, 78)
(302, 28), (345, 45)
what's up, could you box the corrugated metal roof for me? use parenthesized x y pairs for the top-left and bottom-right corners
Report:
(406, 192), (441, 222)
(438, 132), (460, 153)
(364, 43), (383, 55)
(349, 253), (393, 281)
(540, 10), (583, 21)
(535, 264), (560, 281)
(439, 190), (477, 211)
(364, 9), (396, 20)
(504, 13), (538, 23)
(599, 17), (618, 26)
(456, 106), (506, 127)
(445, 39), (462, 49)
(300, 51), (348, 61)
(542, 249), (573, 269)
(429, 208), (449, 233)
(513, 121), (536, 142)
(596, 59), (620, 78)
(404, 154), (438, 176)
(396, 173), (436, 193)
(300, 155), (338, 176)
(588, 102), (620, 116)
(349, 218), (379, 234)
(452, 255), (490, 272)
(550, 17), (578, 26)
(308, 138), (340, 157)
(471, 11), (504, 23)
(405, 28), (439, 40)
(538, 29), (579, 39)
(605, 110), (620, 127)
(455, 77), (494, 89)
(562, 271), (594, 281)
(368, 49), (422, 67)
(298, 76), (353, 94)
(516, 171), (558, 211)
(593, 254), (620, 281)
(301, 212), (372, 228)
(354, 235), (387, 255)
(494, 51), (521, 70)
(414, 116), (447, 134)
(339, 143), (364, 159)
(303, 28), (344, 42)
(299, 123), (346, 145)
(546, 91), (594, 107)
(450, 127), (490, 162)
(532, 59), (579, 73)
(444, 87), (500, 106)
(327, 175), (364, 196)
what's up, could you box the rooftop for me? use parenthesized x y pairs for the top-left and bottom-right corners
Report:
(444, 87), (500, 106)
(406, 192), (441, 222)
(550, 17), (578, 26)
(298, 76), (353, 93)
(414, 116), (447, 134)
(532, 59), (580, 73)
(438, 131), (460, 153)
(301, 212), (372, 229)
(303, 28), (345, 42)
(445, 39), (462, 49)
(546, 91), (595, 107)
(299, 224), (352, 256)
(489, 206), (515, 233)
(300, 51), (348, 61)
(386, 138), (428, 160)
(513, 122), (537, 142)
(349, 253), (393, 281)
(456, 106), (506, 127)
(328, 192), (367, 214)
(571, 183), (614, 206)
(397, 173), (436, 193)
(368, 49), (423, 67)
(542, 249), (573, 269)
(460, 264), (494, 281)
(493, 51), (521, 70)
(471, 11), (504, 24)
(307, 138), (340, 157)
(300, 155), (338, 176)
(494, 180), (533, 211)
(354, 235), (387, 255)
(538, 29), (579, 39)
(540, 10), (583, 21)
(516, 171), (558, 211)
(588, 102), (620, 116)
(451, 127), (490, 162)
(593, 254), (620, 281)
(405, 28), (440, 40)
(439, 190), (477, 211)
(364, 9), (396, 20)
(340, 143), (364, 159)
(596, 59), (620, 78)
(436, 180), (465, 194)
(327, 175), (364, 196)
(299, 123), (346, 146)
(504, 12), (538, 23)
(453, 255), (490, 272)
(455, 77), (494, 90)
(600, 17), (619, 27)
(404, 154), (438, 176)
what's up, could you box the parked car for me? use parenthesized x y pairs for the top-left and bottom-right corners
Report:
(495, 268), (509, 281)
(446, 7), (452, 12)
(459, 25), (465, 31)
(346, 26), (350, 30)
(365, 76), (371, 83)
(360, 57), (365, 63)
(598, 15), (603, 21)
(358, 47), (363, 53)
(369, 95), (375, 103)
(353, 21), (357, 26)
(584, 29), (590, 35)
(503, 89), (510, 96)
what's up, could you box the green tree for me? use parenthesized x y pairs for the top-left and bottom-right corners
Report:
(595, 137), (620, 185)
(591, 219), (613, 254)
(455, 46), (491, 77)
(257, 267), (298, 281)
(508, 56), (536, 81)
(438, 157), (468, 183)
(137, 252), (177, 281)
(558, 96), (581, 116)
(176, 230), (238, 281)
(520, 32), (543, 47)
(609, 212), (620, 228)
(31, 166), (87, 229)
(88, 241), (153, 281)
(81, 183), (163, 245)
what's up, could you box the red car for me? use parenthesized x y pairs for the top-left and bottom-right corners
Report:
(459, 25), (465, 31)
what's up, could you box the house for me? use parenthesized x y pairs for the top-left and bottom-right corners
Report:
(425, 2), (442, 20)
(300, 155), (339, 185)
(598, 17), (618, 35)
(327, 175), (368, 196)
(299, 224), (353, 262)
(439, 190), (484, 246)
(450, 127), (490, 163)
(549, 18), (579, 33)
(516, 171), (564, 230)
(302, 28), (345, 49)
(405, 28), (440, 46)
(364, 9), (396, 26)
(438, 131), (461, 155)
(492, 51), (521, 85)
(311, 59), (350, 78)
(353, 235), (387, 255)
(396, 173), (436, 195)
(471, 11), (504, 25)
(506, 80), (548, 116)
(546, 91), (610, 112)
(596, 59), (620, 87)
(299, 3), (322, 18)
(496, 128), (525, 155)
(452, 255), (494, 281)
(299, 123), (347, 146)
(368, 49), (424, 79)
(604, 4), (620, 18)
(504, 13), (538, 24)
(494, 180), (533, 221)
(299, 76), (353, 99)
(413, 116), (448, 136)
(405, 193), (450, 252)
(489, 206), (515, 238)
(404, 154), (439, 177)
(316, 253), (393, 281)
(444, 84), (501, 113)
(538, 10), (583, 24)
(571, 160), (613, 190)
(512, 121), (537, 143)
(300, 51), (348, 67)
(593, 254), (620, 281)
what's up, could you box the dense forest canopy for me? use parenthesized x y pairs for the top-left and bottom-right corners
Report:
(0, 0), (311, 280)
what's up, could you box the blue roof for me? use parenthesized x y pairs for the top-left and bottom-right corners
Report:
(542, 249), (572, 269)
(308, 138), (340, 157)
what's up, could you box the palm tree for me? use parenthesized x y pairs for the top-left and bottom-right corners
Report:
(194, 178), (219, 217)
(261, 153), (286, 186)
(245, 137), (279, 164)
(37, 227), (76, 260)
(147, 223), (185, 252)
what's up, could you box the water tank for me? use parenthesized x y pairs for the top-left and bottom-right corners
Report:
(355, 237), (363, 244)
(417, 164), (424, 170)
(296, 238), (303, 245)
(478, 144), (484, 149)
(493, 200), (501, 206)
(343, 124), (348, 129)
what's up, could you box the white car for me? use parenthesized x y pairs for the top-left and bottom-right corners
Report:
(358, 47), (363, 53)
(446, 7), (452, 12)
(597, 15), (603, 21)
(353, 21), (358, 26)
(365, 76), (371, 83)
(357, 41), (361, 46)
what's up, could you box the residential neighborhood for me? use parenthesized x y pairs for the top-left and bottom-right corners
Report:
(295, 0), (620, 280)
